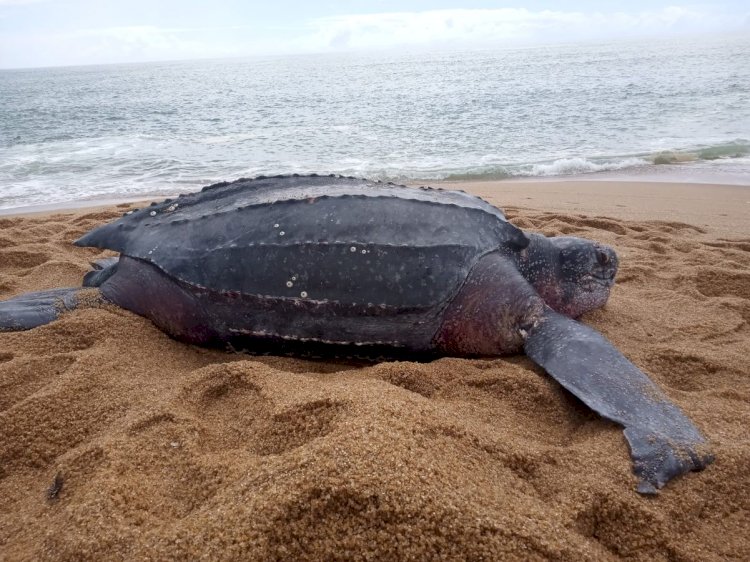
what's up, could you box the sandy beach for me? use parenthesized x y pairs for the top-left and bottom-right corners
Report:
(0, 178), (748, 560)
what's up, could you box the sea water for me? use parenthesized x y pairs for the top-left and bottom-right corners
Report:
(0, 33), (748, 210)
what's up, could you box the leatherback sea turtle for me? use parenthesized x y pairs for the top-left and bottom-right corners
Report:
(0, 174), (712, 493)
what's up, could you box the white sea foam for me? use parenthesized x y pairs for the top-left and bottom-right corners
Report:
(0, 34), (748, 209)
(524, 157), (649, 177)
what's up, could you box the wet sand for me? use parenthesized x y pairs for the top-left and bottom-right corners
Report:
(0, 179), (748, 560)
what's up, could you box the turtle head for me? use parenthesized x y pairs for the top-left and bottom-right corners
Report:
(519, 234), (618, 318)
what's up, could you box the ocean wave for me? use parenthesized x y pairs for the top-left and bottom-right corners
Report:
(440, 141), (750, 182)
(651, 140), (749, 164)
(1, 135), (749, 210)
(524, 157), (649, 177)
(441, 156), (649, 181)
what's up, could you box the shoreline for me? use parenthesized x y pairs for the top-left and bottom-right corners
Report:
(446, 179), (750, 238)
(2, 178), (748, 238)
(3, 154), (749, 216)
(0, 194), (165, 218)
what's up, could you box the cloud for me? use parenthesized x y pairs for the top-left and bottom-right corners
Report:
(0, 0), (50, 5)
(0, 25), (244, 67)
(0, 5), (747, 68)
(73, 26), (225, 60)
(293, 7), (745, 52)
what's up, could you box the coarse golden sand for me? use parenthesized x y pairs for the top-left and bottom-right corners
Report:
(0, 180), (748, 561)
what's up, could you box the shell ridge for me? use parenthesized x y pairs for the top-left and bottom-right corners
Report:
(161, 193), (507, 222)
(76, 176), (519, 253)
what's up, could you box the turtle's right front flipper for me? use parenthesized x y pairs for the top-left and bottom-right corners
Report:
(0, 288), (90, 331)
(524, 309), (713, 494)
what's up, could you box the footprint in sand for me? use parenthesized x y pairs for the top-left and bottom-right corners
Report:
(253, 398), (345, 456)
(180, 364), (272, 449)
(695, 269), (750, 300)
(181, 363), (346, 455)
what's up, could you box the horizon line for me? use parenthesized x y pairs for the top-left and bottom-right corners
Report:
(1, 29), (745, 71)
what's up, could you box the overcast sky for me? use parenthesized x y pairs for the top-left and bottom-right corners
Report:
(1, 1), (748, 69)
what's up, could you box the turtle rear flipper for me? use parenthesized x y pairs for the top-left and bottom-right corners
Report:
(83, 257), (119, 287)
(0, 288), (90, 331)
(524, 309), (713, 494)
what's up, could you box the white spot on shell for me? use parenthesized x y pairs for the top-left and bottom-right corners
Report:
(350, 246), (356, 252)
(166, 203), (179, 212)
(291, 276), (297, 281)
(279, 231), (285, 236)
(125, 210), (134, 215)
(149, 210), (157, 216)
(286, 281), (293, 288)
(273, 223), (279, 228)
(300, 291), (308, 298)
(361, 249), (366, 254)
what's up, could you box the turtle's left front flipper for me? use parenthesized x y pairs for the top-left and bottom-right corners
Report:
(0, 288), (94, 331)
(524, 308), (713, 494)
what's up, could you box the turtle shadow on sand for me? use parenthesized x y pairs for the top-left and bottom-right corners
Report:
(0, 174), (713, 494)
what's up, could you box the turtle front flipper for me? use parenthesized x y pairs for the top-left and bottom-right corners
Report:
(524, 309), (713, 494)
(0, 288), (97, 332)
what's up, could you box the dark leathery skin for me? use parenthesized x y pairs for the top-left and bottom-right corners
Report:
(435, 252), (544, 356)
(83, 258), (119, 287)
(525, 309), (713, 493)
(0, 288), (80, 331)
(102, 256), (444, 353)
(76, 174), (529, 318)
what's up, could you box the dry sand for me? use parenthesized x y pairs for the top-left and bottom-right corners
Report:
(0, 179), (748, 561)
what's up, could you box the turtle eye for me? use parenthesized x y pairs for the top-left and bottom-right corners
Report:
(596, 250), (610, 265)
